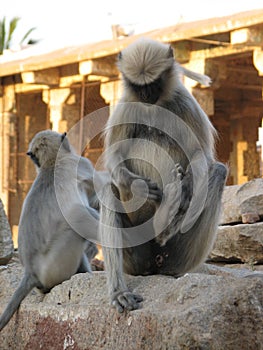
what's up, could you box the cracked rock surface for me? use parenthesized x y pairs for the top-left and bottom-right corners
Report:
(0, 259), (262, 350)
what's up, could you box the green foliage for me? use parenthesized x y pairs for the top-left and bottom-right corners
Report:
(0, 16), (38, 54)
(0, 17), (6, 54)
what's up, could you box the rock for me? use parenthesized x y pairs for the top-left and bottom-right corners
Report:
(0, 260), (262, 349)
(220, 178), (263, 224)
(210, 262), (263, 272)
(0, 199), (14, 265)
(220, 184), (241, 224)
(240, 195), (263, 218)
(241, 212), (260, 224)
(91, 258), (104, 271)
(210, 222), (263, 264)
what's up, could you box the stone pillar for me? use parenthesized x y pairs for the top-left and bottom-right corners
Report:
(0, 197), (14, 265)
(81, 82), (109, 167)
(43, 88), (70, 132)
(243, 117), (261, 180)
(230, 117), (261, 184)
(253, 49), (263, 177)
(0, 94), (6, 206)
(253, 49), (263, 77)
(258, 119), (263, 177)
(0, 84), (16, 213)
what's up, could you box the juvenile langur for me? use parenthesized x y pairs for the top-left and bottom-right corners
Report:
(100, 38), (227, 312)
(0, 130), (102, 331)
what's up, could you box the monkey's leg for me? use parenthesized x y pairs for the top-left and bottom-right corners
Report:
(161, 162), (228, 276)
(77, 253), (92, 273)
(85, 241), (98, 260)
(100, 183), (143, 313)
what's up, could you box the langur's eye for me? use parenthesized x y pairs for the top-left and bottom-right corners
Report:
(118, 52), (122, 60)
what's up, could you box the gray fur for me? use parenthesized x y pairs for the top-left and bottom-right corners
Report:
(100, 38), (228, 312)
(0, 130), (100, 331)
(181, 66), (212, 86)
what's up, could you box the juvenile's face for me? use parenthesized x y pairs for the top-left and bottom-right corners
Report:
(26, 149), (41, 167)
(27, 131), (63, 168)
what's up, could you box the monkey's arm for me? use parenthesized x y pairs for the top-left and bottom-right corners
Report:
(104, 123), (138, 184)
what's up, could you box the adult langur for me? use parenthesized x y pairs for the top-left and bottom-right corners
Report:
(99, 38), (227, 312)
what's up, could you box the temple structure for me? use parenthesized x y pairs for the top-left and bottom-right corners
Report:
(0, 9), (263, 236)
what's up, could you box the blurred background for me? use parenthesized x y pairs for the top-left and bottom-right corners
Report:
(1, 1), (263, 246)
(1, 0), (263, 49)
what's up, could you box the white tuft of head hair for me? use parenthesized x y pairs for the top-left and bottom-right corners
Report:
(28, 130), (70, 168)
(118, 38), (175, 85)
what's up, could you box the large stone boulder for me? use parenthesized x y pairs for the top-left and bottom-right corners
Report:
(220, 178), (263, 225)
(0, 199), (13, 265)
(210, 222), (263, 264)
(0, 260), (262, 349)
(210, 179), (263, 265)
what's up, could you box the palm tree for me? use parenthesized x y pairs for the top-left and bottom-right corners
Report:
(0, 16), (38, 54)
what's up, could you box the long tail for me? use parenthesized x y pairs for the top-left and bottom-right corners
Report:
(181, 66), (212, 87)
(0, 273), (38, 331)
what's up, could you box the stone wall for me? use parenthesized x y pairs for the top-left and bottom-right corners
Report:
(210, 178), (263, 268)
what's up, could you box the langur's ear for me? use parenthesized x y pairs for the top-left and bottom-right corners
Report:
(61, 132), (67, 141)
(168, 45), (174, 58)
(118, 51), (122, 60)
(61, 132), (71, 152)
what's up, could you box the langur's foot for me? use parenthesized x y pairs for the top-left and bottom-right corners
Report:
(118, 168), (162, 201)
(111, 290), (143, 313)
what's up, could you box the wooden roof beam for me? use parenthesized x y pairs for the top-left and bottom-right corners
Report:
(21, 68), (59, 85)
(79, 59), (119, 78)
(190, 45), (255, 61)
(231, 26), (263, 45)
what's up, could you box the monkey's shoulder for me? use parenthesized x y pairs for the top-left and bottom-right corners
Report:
(161, 89), (196, 115)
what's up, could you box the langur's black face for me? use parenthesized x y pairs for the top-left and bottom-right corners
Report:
(27, 151), (40, 167)
(124, 74), (164, 104)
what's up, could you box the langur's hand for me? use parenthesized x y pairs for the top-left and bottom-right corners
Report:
(116, 167), (162, 201)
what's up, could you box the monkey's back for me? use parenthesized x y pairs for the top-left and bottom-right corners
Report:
(18, 168), (63, 267)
